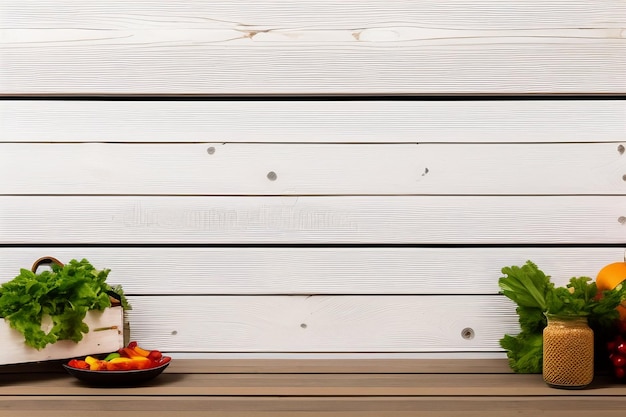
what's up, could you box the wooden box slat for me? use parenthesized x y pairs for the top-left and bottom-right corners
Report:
(0, 307), (124, 366)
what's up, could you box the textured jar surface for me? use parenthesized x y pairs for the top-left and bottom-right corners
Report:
(542, 315), (594, 389)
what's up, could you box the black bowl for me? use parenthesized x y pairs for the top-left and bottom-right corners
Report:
(62, 357), (171, 386)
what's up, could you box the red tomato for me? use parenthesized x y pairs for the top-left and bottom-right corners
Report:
(612, 355), (626, 368)
(148, 350), (163, 362)
(67, 359), (89, 370)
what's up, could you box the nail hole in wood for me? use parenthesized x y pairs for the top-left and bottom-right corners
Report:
(207, 147), (216, 155)
(267, 171), (278, 181)
(461, 328), (475, 340)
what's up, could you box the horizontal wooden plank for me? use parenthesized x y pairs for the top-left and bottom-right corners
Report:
(0, 247), (621, 294)
(3, 396), (626, 417)
(120, 295), (517, 352)
(7, 0), (624, 30)
(2, 101), (624, 144)
(2, 0), (625, 94)
(0, 358), (514, 375)
(0, 196), (624, 244)
(161, 358), (516, 374)
(2, 372), (624, 396)
(3, 142), (625, 195)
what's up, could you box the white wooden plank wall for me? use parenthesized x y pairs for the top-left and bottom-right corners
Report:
(1, 142), (625, 195)
(0, 1), (625, 358)
(1, 0), (625, 94)
(2, 101), (624, 143)
(2, 195), (626, 244)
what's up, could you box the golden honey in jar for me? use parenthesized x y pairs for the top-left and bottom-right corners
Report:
(542, 314), (594, 389)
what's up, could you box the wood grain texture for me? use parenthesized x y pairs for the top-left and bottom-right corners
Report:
(2, 100), (624, 144)
(2, 142), (624, 195)
(120, 295), (517, 352)
(4, 360), (626, 416)
(1, 196), (624, 244)
(0, 358), (514, 375)
(160, 358), (516, 374)
(4, 396), (626, 417)
(0, 374), (595, 396)
(0, 247), (621, 294)
(2, 1), (625, 94)
(0, 371), (621, 396)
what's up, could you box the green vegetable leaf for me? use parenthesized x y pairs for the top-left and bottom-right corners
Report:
(545, 277), (596, 317)
(0, 258), (130, 350)
(497, 261), (554, 373)
(589, 282), (626, 332)
(516, 306), (547, 334)
(500, 331), (543, 374)
(499, 261), (553, 310)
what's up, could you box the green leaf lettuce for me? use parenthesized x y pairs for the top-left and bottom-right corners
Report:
(0, 258), (130, 350)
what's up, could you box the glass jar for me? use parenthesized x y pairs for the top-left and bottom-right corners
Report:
(542, 314), (594, 389)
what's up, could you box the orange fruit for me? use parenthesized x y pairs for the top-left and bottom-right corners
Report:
(596, 262), (626, 292)
(596, 262), (626, 320)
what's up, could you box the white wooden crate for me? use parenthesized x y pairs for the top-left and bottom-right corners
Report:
(1, 307), (124, 365)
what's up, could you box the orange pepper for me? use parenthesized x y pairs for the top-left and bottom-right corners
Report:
(106, 357), (134, 371)
(129, 356), (153, 370)
(133, 346), (151, 357)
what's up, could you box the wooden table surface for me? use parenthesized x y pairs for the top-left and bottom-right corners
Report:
(2, 359), (626, 416)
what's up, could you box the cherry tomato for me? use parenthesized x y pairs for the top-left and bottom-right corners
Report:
(615, 367), (626, 379)
(612, 355), (626, 368)
(618, 343), (626, 355)
(67, 359), (89, 370)
(148, 350), (163, 362)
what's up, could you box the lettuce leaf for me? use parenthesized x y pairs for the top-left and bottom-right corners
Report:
(0, 258), (129, 350)
(500, 331), (543, 374)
